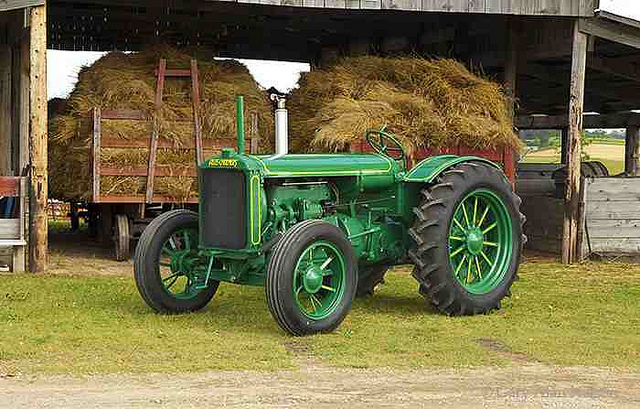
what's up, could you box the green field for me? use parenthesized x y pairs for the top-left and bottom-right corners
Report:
(523, 141), (625, 174)
(1, 259), (639, 375)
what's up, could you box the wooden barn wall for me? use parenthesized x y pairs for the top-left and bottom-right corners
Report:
(0, 13), (10, 176)
(520, 194), (564, 254)
(222, 0), (595, 16)
(585, 178), (640, 255)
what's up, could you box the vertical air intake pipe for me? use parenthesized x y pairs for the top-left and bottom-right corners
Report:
(270, 94), (288, 156)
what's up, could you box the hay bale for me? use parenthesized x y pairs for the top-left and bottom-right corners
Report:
(49, 46), (274, 201)
(288, 56), (521, 156)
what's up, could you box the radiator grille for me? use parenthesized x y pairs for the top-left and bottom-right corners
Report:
(200, 169), (246, 249)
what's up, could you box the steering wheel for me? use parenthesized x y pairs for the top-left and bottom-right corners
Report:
(365, 126), (408, 170)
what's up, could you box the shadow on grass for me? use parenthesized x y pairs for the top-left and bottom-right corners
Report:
(353, 292), (437, 315)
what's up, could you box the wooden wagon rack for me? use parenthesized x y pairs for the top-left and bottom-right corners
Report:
(87, 58), (260, 260)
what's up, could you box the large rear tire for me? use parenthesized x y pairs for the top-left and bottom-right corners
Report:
(134, 209), (218, 313)
(408, 163), (525, 315)
(265, 220), (357, 336)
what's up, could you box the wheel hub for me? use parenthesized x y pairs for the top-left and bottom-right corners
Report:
(302, 265), (324, 294)
(466, 228), (484, 255)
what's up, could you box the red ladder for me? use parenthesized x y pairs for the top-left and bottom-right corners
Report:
(145, 58), (203, 203)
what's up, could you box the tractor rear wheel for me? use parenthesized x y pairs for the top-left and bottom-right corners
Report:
(355, 265), (388, 297)
(265, 220), (357, 336)
(134, 209), (218, 313)
(408, 162), (525, 315)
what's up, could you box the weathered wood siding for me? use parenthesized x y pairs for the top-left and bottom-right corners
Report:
(520, 194), (564, 254)
(586, 178), (640, 254)
(0, 0), (43, 13)
(221, 0), (595, 16)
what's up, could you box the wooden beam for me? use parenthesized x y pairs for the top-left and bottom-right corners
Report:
(596, 10), (640, 31)
(517, 112), (640, 129)
(563, 19), (587, 265)
(625, 126), (640, 176)
(588, 55), (640, 83)
(28, 5), (47, 273)
(0, 0), (44, 12)
(579, 17), (640, 50)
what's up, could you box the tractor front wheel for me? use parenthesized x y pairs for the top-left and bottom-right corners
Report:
(409, 162), (525, 315)
(134, 209), (218, 313)
(265, 220), (357, 336)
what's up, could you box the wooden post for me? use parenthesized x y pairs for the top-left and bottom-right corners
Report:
(561, 128), (569, 165)
(0, 43), (11, 176)
(28, 5), (47, 273)
(504, 20), (519, 177)
(11, 20), (30, 272)
(19, 23), (29, 176)
(624, 126), (640, 176)
(562, 20), (587, 265)
(92, 108), (101, 202)
(504, 19), (519, 119)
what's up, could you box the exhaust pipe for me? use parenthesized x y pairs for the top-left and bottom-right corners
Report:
(270, 94), (288, 156)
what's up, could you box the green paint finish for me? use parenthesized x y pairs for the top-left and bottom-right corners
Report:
(448, 189), (513, 294)
(197, 147), (510, 290)
(236, 96), (245, 154)
(160, 228), (208, 299)
(466, 228), (484, 255)
(203, 151), (397, 178)
(403, 155), (500, 183)
(256, 154), (397, 177)
(293, 241), (347, 320)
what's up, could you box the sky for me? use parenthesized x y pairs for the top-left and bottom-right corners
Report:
(599, 0), (640, 20)
(48, 2), (637, 100)
(47, 51), (309, 99)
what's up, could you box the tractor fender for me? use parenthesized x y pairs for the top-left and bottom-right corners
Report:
(402, 155), (501, 184)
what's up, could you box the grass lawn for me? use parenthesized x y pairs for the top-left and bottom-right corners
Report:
(1, 258), (639, 375)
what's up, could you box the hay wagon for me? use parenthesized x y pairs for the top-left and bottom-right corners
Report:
(87, 105), (261, 261)
(49, 56), (269, 261)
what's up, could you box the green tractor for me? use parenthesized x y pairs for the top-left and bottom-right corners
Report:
(134, 96), (525, 336)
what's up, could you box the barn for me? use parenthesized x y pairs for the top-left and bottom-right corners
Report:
(1, 0), (640, 271)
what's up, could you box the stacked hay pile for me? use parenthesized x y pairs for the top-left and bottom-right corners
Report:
(288, 56), (521, 156)
(49, 47), (274, 201)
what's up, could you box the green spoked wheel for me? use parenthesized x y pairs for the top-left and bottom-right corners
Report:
(134, 210), (218, 313)
(293, 241), (347, 320)
(158, 227), (204, 300)
(409, 162), (525, 316)
(266, 220), (357, 336)
(448, 189), (513, 295)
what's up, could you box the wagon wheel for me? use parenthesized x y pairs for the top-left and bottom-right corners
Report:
(114, 214), (131, 261)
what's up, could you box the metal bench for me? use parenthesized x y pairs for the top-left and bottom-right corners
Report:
(0, 177), (27, 272)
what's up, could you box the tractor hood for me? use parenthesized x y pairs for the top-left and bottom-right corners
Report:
(202, 150), (399, 178)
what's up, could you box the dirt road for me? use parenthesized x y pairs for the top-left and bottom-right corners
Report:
(2, 365), (639, 408)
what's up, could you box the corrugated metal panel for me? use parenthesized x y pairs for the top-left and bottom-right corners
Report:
(0, 0), (44, 13)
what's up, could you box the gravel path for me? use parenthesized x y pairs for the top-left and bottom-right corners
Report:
(2, 365), (639, 408)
